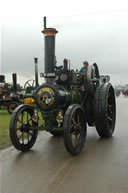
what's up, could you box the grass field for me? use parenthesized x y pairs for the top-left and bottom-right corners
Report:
(0, 110), (12, 150)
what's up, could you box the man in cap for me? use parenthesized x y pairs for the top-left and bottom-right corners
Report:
(80, 61), (89, 73)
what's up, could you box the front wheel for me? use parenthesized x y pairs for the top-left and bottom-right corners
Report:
(9, 104), (38, 151)
(63, 104), (87, 156)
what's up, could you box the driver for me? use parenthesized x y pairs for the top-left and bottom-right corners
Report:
(80, 61), (89, 73)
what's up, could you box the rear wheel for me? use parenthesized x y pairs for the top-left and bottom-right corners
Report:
(9, 104), (38, 151)
(94, 83), (116, 137)
(63, 104), (87, 155)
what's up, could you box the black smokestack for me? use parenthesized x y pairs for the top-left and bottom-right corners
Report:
(42, 28), (58, 74)
(12, 73), (17, 93)
(42, 17), (58, 83)
(34, 58), (39, 88)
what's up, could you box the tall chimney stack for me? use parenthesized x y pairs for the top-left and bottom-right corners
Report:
(42, 17), (58, 83)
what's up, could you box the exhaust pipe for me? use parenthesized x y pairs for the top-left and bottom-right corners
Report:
(34, 58), (39, 88)
(12, 73), (17, 93)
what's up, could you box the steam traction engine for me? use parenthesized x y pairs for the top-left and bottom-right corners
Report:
(9, 18), (116, 155)
(0, 74), (21, 114)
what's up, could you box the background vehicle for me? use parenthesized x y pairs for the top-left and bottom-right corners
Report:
(0, 74), (21, 114)
(0, 58), (39, 113)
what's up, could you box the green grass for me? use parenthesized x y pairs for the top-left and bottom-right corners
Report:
(0, 110), (12, 150)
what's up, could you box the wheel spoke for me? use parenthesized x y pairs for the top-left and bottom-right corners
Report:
(27, 82), (32, 87)
(71, 113), (82, 147)
(108, 116), (112, 121)
(28, 118), (32, 123)
(27, 113), (32, 123)
(77, 115), (80, 124)
(32, 80), (35, 87)
(27, 133), (29, 142)
(72, 118), (77, 125)
(75, 134), (80, 146)
(17, 119), (22, 124)
(22, 132), (24, 144)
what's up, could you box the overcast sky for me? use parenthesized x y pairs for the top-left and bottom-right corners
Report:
(0, 0), (128, 85)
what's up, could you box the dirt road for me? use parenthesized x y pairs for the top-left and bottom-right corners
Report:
(1, 96), (128, 193)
